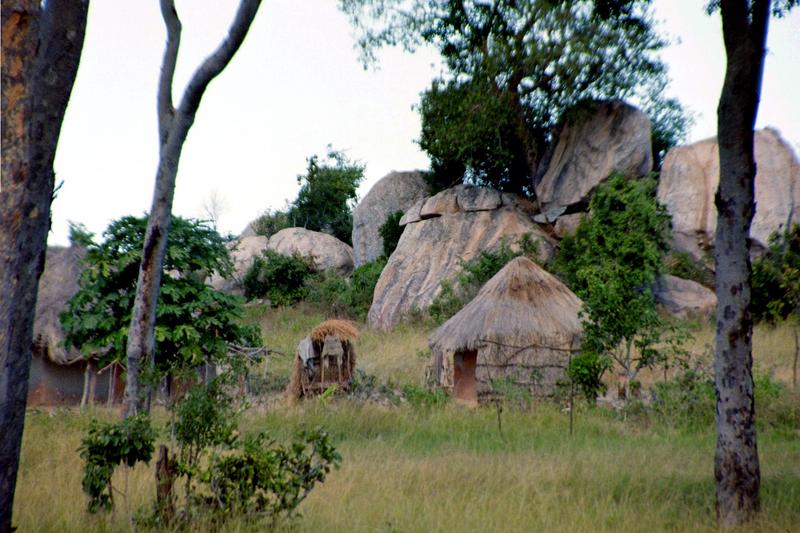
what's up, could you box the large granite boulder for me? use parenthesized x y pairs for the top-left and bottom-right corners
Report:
(368, 185), (556, 329)
(657, 127), (800, 261)
(654, 274), (717, 319)
(267, 227), (354, 276)
(535, 100), (653, 214)
(209, 235), (270, 294)
(352, 171), (429, 266)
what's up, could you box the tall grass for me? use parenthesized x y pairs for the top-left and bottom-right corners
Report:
(13, 313), (799, 532)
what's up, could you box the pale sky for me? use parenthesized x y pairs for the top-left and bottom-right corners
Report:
(49, 0), (800, 246)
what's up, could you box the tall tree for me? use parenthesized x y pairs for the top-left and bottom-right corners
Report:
(341, 0), (690, 193)
(0, 1), (89, 529)
(124, 0), (262, 417)
(708, 0), (797, 526)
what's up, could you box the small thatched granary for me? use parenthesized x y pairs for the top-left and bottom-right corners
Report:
(29, 246), (123, 406)
(428, 256), (583, 405)
(286, 320), (359, 402)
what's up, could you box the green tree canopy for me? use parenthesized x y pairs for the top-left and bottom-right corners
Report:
(62, 215), (259, 372)
(554, 175), (673, 398)
(342, 0), (691, 193)
(254, 148), (364, 244)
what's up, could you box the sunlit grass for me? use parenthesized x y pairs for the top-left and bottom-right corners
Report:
(13, 310), (799, 531)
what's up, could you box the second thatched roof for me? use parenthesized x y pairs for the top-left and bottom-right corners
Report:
(429, 256), (583, 354)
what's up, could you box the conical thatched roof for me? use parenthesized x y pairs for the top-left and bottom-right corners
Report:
(429, 256), (582, 354)
(33, 246), (85, 365)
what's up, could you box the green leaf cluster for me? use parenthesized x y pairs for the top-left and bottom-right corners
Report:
(751, 224), (800, 323)
(243, 250), (315, 305)
(378, 210), (404, 258)
(554, 175), (672, 397)
(79, 413), (156, 513)
(305, 258), (387, 320)
(253, 148), (364, 244)
(61, 215), (258, 372)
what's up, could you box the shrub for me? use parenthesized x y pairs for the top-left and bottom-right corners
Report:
(79, 414), (157, 513)
(665, 251), (715, 288)
(751, 224), (800, 323)
(243, 251), (314, 305)
(402, 383), (450, 409)
(305, 258), (386, 320)
(253, 207), (292, 238)
(378, 210), (404, 258)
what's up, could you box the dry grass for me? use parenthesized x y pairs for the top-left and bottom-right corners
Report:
(12, 311), (799, 532)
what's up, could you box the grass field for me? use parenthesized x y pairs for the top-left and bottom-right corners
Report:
(12, 310), (800, 532)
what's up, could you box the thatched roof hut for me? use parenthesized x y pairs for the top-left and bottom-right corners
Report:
(286, 320), (359, 402)
(428, 256), (583, 405)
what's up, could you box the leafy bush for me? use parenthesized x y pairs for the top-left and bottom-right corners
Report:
(79, 414), (157, 513)
(751, 224), (800, 323)
(553, 175), (675, 399)
(243, 250), (315, 305)
(568, 352), (612, 403)
(305, 258), (386, 320)
(253, 207), (292, 238)
(379, 210), (404, 258)
(62, 215), (257, 373)
(429, 235), (539, 324)
(402, 384), (450, 409)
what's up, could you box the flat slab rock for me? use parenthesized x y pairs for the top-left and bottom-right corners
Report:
(654, 274), (717, 318)
(368, 186), (555, 329)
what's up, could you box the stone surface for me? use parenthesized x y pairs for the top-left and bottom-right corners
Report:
(553, 213), (584, 238)
(368, 186), (556, 329)
(267, 227), (354, 276)
(535, 100), (653, 213)
(456, 186), (502, 212)
(420, 188), (459, 218)
(657, 127), (800, 260)
(654, 274), (717, 318)
(209, 235), (269, 294)
(351, 171), (429, 266)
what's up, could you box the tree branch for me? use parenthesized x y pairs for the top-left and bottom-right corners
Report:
(176, 0), (262, 120)
(158, 0), (181, 147)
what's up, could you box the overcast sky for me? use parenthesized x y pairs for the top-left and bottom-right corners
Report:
(49, 0), (800, 246)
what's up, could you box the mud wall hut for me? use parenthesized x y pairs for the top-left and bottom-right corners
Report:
(428, 256), (583, 405)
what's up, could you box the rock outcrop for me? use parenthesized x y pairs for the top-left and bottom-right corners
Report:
(267, 227), (354, 276)
(209, 235), (270, 294)
(352, 171), (429, 266)
(368, 185), (556, 329)
(654, 274), (717, 319)
(657, 127), (800, 260)
(535, 100), (653, 214)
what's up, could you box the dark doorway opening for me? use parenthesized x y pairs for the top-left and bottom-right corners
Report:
(453, 350), (478, 405)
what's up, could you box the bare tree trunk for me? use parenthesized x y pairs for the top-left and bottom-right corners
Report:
(0, 2), (88, 530)
(714, 0), (770, 526)
(123, 0), (262, 418)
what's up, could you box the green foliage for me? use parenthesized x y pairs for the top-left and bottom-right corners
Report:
(305, 258), (387, 320)
(554, 175), (674, 394)
(568, 353), (613, 402)
(200, 429), (341, 521)
(419, 79), (530, 194)
(79, 414), (156, 513)
(751, 225), (800, 323)
(401, 384), (450, 409)
(61, 215), (258, 372)
(429, 235), (539, 324)
(378, 210), (404, 258)
(253, 148), (363, 244)
(343, 0), (690, 193)
(252, 207), (292, 238)
(291, 148), (364, 244)
(68, 221), (94, 247)
(243, 250), (315, 305)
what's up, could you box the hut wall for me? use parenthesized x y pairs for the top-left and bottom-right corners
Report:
(475, 343), (569, 400)
(28, 355), (112, 406)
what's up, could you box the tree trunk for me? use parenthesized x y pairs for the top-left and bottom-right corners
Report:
(714, 0), (770, 526)
(0, 2), (88, 530)
(123, 0), (262, 418)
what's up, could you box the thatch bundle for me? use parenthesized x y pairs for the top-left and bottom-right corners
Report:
(33, 246), (86, 365)
(429, 256), (582, 403)
(286, 320), (359, 403)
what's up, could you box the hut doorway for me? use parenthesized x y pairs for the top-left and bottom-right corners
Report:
(453, 350), (477, 405)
